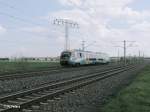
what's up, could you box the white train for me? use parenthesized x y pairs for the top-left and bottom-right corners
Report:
(60, 49), (110, 66)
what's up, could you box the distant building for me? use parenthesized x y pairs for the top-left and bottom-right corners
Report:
(0, 58), (9, 61)
(9, 57), (60, 62)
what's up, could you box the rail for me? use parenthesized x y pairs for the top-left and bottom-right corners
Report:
(0, 64), (136, 112)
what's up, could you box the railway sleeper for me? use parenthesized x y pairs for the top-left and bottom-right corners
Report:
(24, 96), (36, 99)
(16, 98), (30, 102)
(7, 100), (23, 104)
(0, 64), (142, 112)
(31, 105), (40, 110)
(22, 109), (32, 112)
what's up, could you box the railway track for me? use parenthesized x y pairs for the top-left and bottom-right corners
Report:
(0, 63), (120, 80)
(0, 65), (61, 75)
(0, 66), (62, 80)
(0, 64), (137, 112)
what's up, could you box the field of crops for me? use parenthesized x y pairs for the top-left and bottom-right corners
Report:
(0, 61), (59, 75)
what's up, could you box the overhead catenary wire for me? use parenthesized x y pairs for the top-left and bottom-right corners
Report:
(0, 0), (47, 26)
(0, 1), (21, 12)
(112, 40), (137, 65)
(53, 18), (79, 51)
(0, 11), (42, 26)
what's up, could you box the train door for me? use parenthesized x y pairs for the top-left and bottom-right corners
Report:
(77, 52), (84, 65)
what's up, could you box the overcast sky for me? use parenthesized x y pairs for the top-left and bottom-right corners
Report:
(0, 0), (150, 57)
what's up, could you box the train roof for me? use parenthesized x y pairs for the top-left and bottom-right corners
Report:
(62, 49), (108, 55)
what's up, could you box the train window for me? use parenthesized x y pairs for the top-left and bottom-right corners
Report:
(80, 53), (82, 58)
(77, 53), (82, 58)
(89, 58), (96, 61)
(98, 59), (103, 61)
(61, 52), (71, 58)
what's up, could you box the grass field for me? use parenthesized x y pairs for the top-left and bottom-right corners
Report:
(0, 61), (60, 74)
(102, 65), (150, 112)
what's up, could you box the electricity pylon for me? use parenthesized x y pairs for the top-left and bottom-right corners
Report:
(53, 18), (79, 51)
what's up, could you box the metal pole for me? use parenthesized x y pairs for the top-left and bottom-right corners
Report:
(65, 22), (69, 50)
(113, 40), (136, 65)
(139, 50), (141, 62)
(117, 48), (120, 63)
(82, 41), (85, 51)
(53, 18), (79, 51)
(143, 53), (145, 62)
(124, 40), (126, 65)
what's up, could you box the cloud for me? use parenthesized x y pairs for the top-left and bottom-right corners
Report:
(52, 0), (150, 56)
(17, 0), (149, 56)
(3, 0), (149, 57)
(59, 0), (150, 22)
(60, 0), (134, 7)
(59, 0), (82, 6)
(0, 25), (6, 35)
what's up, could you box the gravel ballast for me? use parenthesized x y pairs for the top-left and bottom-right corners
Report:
(0, 64), (116, 96)
(26, 64), (147, 112)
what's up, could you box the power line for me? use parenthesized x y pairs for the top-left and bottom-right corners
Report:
(113, 40), (136, 65)
(0, 1), (20, 12)
(0, 1), (47, 26)
(0, 11), (42, 26)
(84, 41), (96, 50)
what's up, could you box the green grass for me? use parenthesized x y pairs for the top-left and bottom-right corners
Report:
(102, 65), (150, 112)
(0, 61), (59, 75)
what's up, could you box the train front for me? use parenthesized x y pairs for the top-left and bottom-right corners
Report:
(60, 51), (71, 66)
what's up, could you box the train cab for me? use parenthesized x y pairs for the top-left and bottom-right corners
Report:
(60, 51), (71, 66)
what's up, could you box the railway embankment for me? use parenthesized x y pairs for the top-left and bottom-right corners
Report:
(101, 64), (150, 112)
(0, 64), (116, 96)
(0, 63), (147, 112)
(62, 63), (146, 112)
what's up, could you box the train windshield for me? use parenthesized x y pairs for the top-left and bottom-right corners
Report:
(61, 52), (71, 58)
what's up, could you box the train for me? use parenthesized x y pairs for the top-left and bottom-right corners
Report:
(60, 49), (110, 66)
